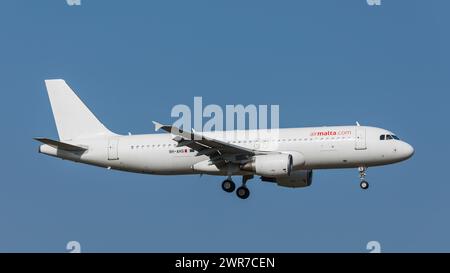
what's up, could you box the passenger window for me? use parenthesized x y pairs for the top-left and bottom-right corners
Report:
(380, 135), (385, 140)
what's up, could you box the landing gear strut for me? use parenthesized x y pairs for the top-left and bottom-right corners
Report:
(236, 175), (253, 200)
(359, 166), (369, 190)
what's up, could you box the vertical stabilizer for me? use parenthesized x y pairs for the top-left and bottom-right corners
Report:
(44, 79), (115, 140)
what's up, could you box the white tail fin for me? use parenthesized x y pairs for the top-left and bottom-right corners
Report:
(44, 79), (115, 140)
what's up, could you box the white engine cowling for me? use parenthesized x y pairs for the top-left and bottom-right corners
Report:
(241, 154), (293, 176)
(261, 170), (313, 188)
(284, 151), (306, 170)
(240, 152), (305, 177)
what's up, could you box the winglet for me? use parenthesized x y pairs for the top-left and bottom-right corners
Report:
(356, 121), (361, 126)
(152, 121), (164, 131)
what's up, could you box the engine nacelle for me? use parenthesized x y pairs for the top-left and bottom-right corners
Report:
(261, 170), (313, 188)
(241, 154), (293, 177)
(240, 152), (305, 177)
(284, 151), (306, 170)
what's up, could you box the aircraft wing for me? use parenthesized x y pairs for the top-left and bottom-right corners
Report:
(153, 121), (258, 165)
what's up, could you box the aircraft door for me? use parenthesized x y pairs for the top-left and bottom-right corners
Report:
(355, 127), (367, 150)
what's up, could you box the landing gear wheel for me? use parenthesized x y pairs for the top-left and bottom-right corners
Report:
(236, 186), (250, 199)
(221, 179), (235, 193)
(360, 180), (369, 190)
(358, 166), (369, 190)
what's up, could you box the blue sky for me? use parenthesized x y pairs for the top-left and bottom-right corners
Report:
(0, 0), (449, 252)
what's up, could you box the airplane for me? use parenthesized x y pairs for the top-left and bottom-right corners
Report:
(35, 79), (414, 199)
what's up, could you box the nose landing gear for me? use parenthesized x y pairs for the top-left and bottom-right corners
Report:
(360, 180), (369, 190)
(359, 166), (369, 190)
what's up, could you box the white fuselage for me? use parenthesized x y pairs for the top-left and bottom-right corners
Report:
(39, 125), (414, 176)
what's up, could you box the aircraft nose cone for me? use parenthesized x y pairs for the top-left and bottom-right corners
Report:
(402, 142), (415, 159)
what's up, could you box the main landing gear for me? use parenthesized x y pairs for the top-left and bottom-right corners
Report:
(221, 178), (235, 193)
(359, 166), (369, 190)
(221, 175), (253, 199)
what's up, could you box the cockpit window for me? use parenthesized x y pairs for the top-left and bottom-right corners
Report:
(380, 134), (400, 141)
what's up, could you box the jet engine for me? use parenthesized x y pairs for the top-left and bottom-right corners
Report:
(261, 170), (313, 188)
(240, 152), (305, 177)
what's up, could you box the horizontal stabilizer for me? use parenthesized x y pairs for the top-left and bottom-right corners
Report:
(34, 138), (87, 152)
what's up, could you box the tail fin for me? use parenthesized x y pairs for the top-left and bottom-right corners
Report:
(44, 79), (115, 140)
